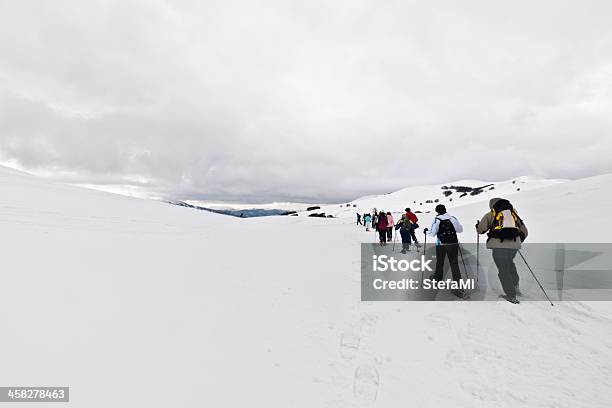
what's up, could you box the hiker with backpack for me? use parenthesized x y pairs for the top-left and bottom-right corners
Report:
(376, 210), (388, 245)
(396, 213), (413, 253)
(477, 198), (528, 304)
(386, 211), (394, 241)
(404, 208), (422, 248)
(364, 213), (372, 231)
(357, 213), (362, 225)
(425, 204), (465, 298)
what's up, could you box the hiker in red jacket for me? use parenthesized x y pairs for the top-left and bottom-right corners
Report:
(376, 210), (388, 246)
(404, 208), (422, 248)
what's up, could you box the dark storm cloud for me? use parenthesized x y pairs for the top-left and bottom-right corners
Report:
(1, 0), (611, 202)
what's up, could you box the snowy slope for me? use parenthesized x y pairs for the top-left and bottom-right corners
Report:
(1, 166), (612, 408)
(449, 174), (612, 243)
(319, 174), (612, 243)
(314, 176), (565, 219)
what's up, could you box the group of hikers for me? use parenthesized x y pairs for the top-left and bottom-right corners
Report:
(357, 208), (422, 253)
(357, 197), (528, 304)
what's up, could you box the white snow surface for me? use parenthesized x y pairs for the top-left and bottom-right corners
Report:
(1, 166), (612, 407)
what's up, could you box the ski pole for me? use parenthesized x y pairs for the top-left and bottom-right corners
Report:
(518, 250), (554, 306)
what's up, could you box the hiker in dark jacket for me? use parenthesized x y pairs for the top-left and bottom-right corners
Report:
(477, 198), (528, 304)
(376, 211), (388, 245)
(397, 213), (412, 253)
(426, 205), (465, 297)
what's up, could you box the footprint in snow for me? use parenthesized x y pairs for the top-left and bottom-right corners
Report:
(358, 315), (379, 337)
(339, 332), (361, 359)
(353, 365), (379, 403)
(551, 315), (582, 336)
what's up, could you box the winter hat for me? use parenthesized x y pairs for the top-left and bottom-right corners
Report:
(489, 197), (502, 209)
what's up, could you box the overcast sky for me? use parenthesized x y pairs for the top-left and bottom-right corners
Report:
(1, 1), (611, 203)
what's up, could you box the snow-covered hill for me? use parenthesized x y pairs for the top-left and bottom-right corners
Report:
(313, 176), (566, 219)
(1, 166), (611, 408)
(308, 175), (612, 242)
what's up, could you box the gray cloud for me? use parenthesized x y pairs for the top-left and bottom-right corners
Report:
(1, 0), (611, 203)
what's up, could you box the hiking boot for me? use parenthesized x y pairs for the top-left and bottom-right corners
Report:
(501, 295), (520, 304)
(451, 289), (466, 299)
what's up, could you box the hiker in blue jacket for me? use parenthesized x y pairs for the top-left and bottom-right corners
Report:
(363, 213), (372, 231)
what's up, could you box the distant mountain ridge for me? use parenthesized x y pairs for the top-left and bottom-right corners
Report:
(170, 201), (296, 218)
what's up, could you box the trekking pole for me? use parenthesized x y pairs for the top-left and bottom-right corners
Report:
(421, 229), (429, 282)
(392, 228), (398, 252)
(518, 250), (554, 306)
(457, 243), (470, 279)
(475, 221), (480, 284)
